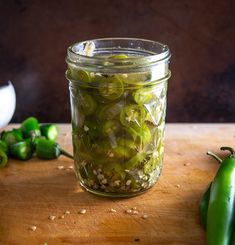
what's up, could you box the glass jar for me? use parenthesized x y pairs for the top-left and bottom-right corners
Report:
(66, 38), (171, 197)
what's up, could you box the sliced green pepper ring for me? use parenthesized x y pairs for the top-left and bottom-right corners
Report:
(102, 161), (126, 180)
(117, 71), (152, 86)
(79, 92), (97, 116)
(97, 101), (124, 121)
(116, 138), (136, 150)
(120, 104), (146, 127)
(68, 67), (91, 83)
(0, 149), (8, 168)
(111, 145), (135, 159)
(98, 76), (124, 100)
(126, 123), (151, 145)
(102, 120), (120, 136)
(110, 54), (128, 59)
(10, 141), (33, 161)
(124, 152), (146, 169)
(77, 70), (91, 83)
(143, 150), (160, 174)
(83, 118), (101, 140)
(133, 88), (154, 104)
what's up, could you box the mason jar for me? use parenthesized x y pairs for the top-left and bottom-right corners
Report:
(66, 38), (171, 197)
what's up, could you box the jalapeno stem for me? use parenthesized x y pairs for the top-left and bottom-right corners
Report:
(207, 151), (222, 163)
(220, 146), (235, 155)
(60, 149), (74, 159)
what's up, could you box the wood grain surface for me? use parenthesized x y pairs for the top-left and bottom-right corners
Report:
(0, 124), (234, 245)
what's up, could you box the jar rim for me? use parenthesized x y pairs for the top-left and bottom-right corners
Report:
(66, 38), (171, 70)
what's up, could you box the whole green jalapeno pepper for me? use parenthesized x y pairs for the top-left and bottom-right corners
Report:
(35, 138), (73, 160)
(199, 151), (222, 229)
(199, 183), (211, 229)
(206, 147), (235, 245)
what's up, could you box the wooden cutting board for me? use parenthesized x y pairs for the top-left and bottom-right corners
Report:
(0, 124), (234, 245)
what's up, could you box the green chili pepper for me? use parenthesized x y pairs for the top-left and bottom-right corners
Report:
(0, 149), (8, 168)
(35, 138), (73, 160)
(40, 124), (58, 141)
(79, 92), (97, 116)
(207, 147), (235, 245)
(199, 151), (222, 229)
(124, 152), (146, 169)
(102, 161), (126, 180)
(98, 76), (124, 100)
(116, 138), (136, 150)
(21, 117), (41, 138)
(68, 67), (91, 83)
(102, 120), (121, 136)
(199, 183), (211, 229)
(126, 123), (151, 146)
(110, 54), (128, 59)
(133, 88), (153, 104)
(1, 129), (23, 145)
(97, 101), (124, 121)
(0, 140), (9, 154)
(31, 136), (46, 150)
(143, 151), (160, 174)
(120, 104), (146, 127)
(84, 118), (101, 140)
(231, 229), (235, 245)
(10, 141), (33, 161)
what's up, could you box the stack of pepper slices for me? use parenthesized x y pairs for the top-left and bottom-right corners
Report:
(0, 117), (73, 168)
(199, 147), (235, 245)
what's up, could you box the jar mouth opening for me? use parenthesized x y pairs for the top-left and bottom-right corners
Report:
(67, 38), (171, 68)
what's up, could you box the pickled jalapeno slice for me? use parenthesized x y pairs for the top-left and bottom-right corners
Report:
(120, 104), (146, 127)
(68, 67), (91, 83)
(110, 54), (129, 59)
(79, 92), (97, 116)
(97, 101), (124, 121)
(126, 123), (151, 145)
(83, 118), (101, 140)
(116, 138), (136, 150)
(102, 162), (126, 181)
(118, 71), (152, 85)
(111, 145), (134, 159)
(133, 87), (154, 104)
(124, 152), (146, 169)
(143, 150), (160, 174)
(102, 120), (121, 136)
(98, 76), (124, 100)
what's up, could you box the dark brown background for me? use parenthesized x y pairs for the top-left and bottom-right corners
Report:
(0, 0), (235, 123)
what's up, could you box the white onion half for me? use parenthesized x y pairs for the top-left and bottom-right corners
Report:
(0, 81), (16, 129)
